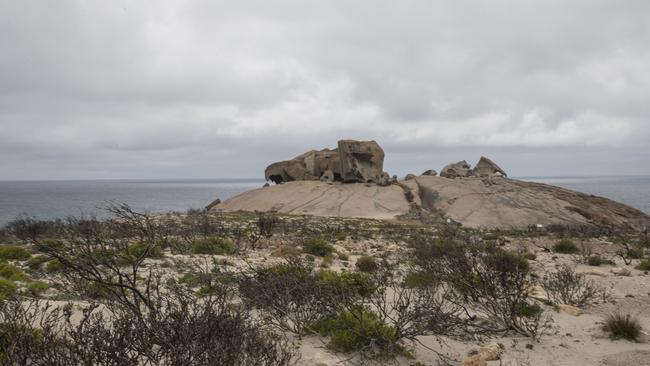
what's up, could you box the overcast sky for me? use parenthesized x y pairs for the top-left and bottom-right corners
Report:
(1, 1), (649, 180)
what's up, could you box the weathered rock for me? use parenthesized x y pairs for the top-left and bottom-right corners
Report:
(611, 267), (631, 276)
(440, 160), (472, 179)
(320, 169), (335, 183)
(338, 140), (385, 183)
(404, 174), (416, 180)
(558, 304), (583, 316)
(264, 140), (384, 184)
(205, 198), (221, 210)
(421, 169), (437, 176)
(461, 342), (503, 366)
(472, 156), (507, 177)
(377, 172), (392, 186)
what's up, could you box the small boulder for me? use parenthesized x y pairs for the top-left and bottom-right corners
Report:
(404, 174), (416, 180)
(558, 304), (583, 316)
(461, 342), (503, 366)
(611, 267), (631, 276)
(421, 169), (437, 176)
(440, 160), (472, 179)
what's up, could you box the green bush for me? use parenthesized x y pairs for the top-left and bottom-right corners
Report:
(25, 255), (49, 270)
(635, 259), (650, 271)
(553, 239), (579, 254)
(355, 256), (378, 272)
(26, 281), (50, 296)
(402, 271), (438, 288)
(523, 252), (537, 261)
(311, 305), (398, 353)
(318, 271), (375, 297)
(45, 259), (63, 273)
(515, 302), (543, 318)
(603, 313), (642, 341)
(0, 262), (30, 282)
(486, 249), (530, 274)
(0, 278), (17, 299)
(303, 238), (335, 257)
(119, 242), (165, 264)
(191, 237), (234, 255)
(0, 245), (31, 261)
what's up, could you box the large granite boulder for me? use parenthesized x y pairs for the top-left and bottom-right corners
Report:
(440, 160), (472, 179)
(265, 140), (385, 184)
(472, 156), (507, 177)
(338, 140), (385, 183)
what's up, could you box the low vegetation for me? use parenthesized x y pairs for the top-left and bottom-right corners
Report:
(553, 239), (579, 254)
(541, 264), (603, 307)
(603, 312), (642, 341)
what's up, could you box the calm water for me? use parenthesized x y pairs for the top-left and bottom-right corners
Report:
(0, 179), (264, 227)
(0, 176), (648, 227)
(519, 176), (650, 215)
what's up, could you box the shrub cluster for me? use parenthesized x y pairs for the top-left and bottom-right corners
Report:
(540, 265), (603, 307)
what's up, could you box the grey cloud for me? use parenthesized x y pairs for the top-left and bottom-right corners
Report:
(1, 0), (649, 180)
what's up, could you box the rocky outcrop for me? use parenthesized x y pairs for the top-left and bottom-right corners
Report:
(440, 157), (507, 179)
(472, 156), (507, 177)
(337, 140), (385, 183)
(404, 174), (416, 180)
(421, 169), (437, 176)
(440, 160), (472, 178)
(264, 140), (385, 184)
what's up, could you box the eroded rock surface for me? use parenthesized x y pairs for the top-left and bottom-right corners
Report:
(264, 140), (384, 184)
(440, 160), (472, 178)
(472, 156), (507, 177)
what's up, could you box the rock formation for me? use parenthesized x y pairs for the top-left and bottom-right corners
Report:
(337, 140), (385, 183)
(472, 156), (507, 177)
(440, 157), (508, 179)
(440, 160), (472, 178)
(421, 169), (437, 176)
(264, 140), (385, 184)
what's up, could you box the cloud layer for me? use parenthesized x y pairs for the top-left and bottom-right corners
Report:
(1, 0), (649, 179)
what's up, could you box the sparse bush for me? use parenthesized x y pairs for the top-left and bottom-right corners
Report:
(119, 241), (164, 264)
(257, 215), (280, 238)
(587, 255), (603, 266)
(603, 312), (642, 341)
(26, 281), (50, 296)
(25, 254), (49, 271)
(635, 259), (650, 271)
(541, 264), (603, 307)
(318, 270), (376, 297)
(272, 245), (301, 258)
(303, 237), (335, 257)
(355, 256), (378, 272)
(191, 237), (234, 255)
(523, 252), (537, 261)
(410, 234), (549, 338)
(336, 252), (349, 261)
(0, 245), (31, 260)
(553, 239), (579, 254)
(402, 271), (438, 288)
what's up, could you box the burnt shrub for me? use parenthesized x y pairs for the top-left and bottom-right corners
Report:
(355, 256), (378, 272)
(409, 234), (550, 338)
(540, 265), (603, 307)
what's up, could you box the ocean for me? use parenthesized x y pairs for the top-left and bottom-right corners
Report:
(0, 176), (648, 227)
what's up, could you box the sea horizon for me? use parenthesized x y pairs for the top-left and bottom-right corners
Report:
(1, 175), (649, 227)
